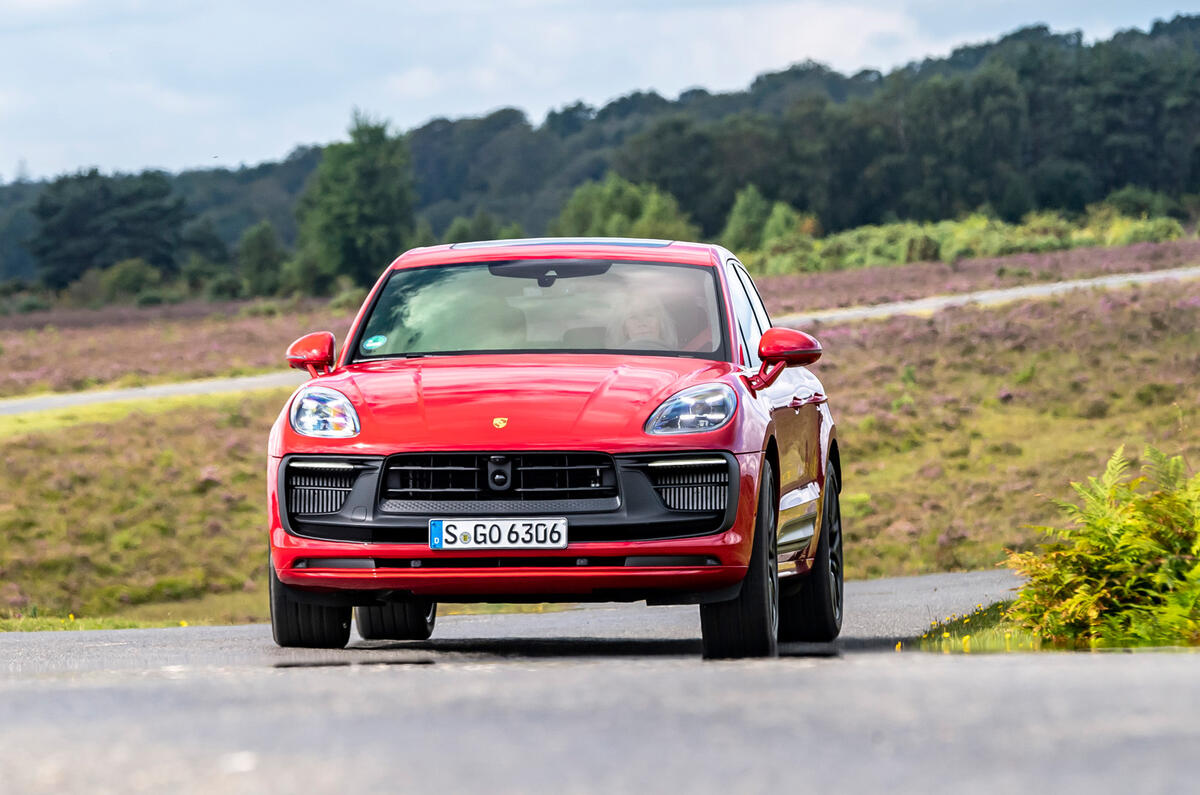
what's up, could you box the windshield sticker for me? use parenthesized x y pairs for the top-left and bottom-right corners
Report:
(362, 334), (387, 350)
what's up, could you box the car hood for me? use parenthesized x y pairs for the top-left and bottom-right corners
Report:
(303, 353), (741, 451)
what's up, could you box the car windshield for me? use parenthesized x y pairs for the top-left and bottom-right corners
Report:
(351, 259), (727, 360)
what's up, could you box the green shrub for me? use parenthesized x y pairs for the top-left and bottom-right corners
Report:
(328, 275), (368, 313)
(278, 248), (335, 297)
(237, 300), (281, 318)
(1005, 446), (1200, 648)
(15, 293), (51, 313)
(735, 209), (1186, 277)
(101, 258), (162, 301)
(60, 269), (107, 309)
(549, 173), (700, 241)
(905, 233), (939, 263)
(0, 279), (31, 298)
(329, 287), (367, 313)
(237, 220), (287, 296)
(1102, 216), (1184, 247)
(721, 185), (771, 251)
(181, 254), (227, 293)
(1099, 185), (1182, 219)
(204, 273), (244, 301)
(1134, 383), (1179, 406)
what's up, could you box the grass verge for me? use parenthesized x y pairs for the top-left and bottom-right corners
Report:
(910, 601), (1043, 654)
(0, 388), (293, 437)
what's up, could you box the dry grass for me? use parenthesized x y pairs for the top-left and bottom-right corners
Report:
(808, 279), (1200, 576)
(757, 238), (1200, 315)
(0, 392), (284, 617)
(3, 241), (1196, 400)
(1, 300), (352, 397)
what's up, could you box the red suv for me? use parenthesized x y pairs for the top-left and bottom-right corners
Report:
(268, 238), (842, 657)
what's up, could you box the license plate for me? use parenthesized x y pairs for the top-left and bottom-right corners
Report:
(429, 518), (568, 550)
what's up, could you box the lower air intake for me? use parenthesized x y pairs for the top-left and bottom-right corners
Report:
(286, 465), (357, 515)
(647, 460), (730, 512)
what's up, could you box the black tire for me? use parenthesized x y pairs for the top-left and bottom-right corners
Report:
(269, 566), (351, 649)
(355, 598), (437, 641)
(779, 468), (843, 642)
(700, 461), (779, 659)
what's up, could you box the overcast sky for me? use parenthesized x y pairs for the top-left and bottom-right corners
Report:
(0, 1), (1191, 180)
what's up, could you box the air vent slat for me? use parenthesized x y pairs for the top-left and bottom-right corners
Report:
(647, 459), (730, 512)
(285, 464), (358, 516)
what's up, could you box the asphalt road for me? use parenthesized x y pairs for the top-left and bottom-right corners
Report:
(4, 264), (1199, 417)
(3, 570), (1198, 794)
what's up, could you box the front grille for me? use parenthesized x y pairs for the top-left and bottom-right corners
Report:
(286, 464), (357, 515)
(380, 453), (619, 509)
(647, 459), (730, 511)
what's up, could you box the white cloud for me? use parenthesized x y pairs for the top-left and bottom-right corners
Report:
(116, 81), (226, 115)
(0, 89), (25, 113)
(0, 0), (85, 12)
(385, 67), (443, 100)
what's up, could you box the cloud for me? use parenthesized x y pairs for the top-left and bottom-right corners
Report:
(0, 88), (26, 113)
(384, 67), (443, 100)
(0, 0), (85, 11)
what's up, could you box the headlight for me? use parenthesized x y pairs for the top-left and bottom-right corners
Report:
(645, 383), (737, 435)
(289, 387), (360, 438)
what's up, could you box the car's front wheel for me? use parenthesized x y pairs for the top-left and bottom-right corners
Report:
(355, 598), (437, 641)
(269, 566), (351, 649)
(700, 461), (779, 658)
(779, 468), (843, 642)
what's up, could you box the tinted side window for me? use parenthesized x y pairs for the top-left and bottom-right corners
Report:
(725, 262), (760, 366)
(734, 264), (772, 332)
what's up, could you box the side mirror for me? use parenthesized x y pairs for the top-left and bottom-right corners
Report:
(747, 328), (822, 390)
(286, 331), (336, 377)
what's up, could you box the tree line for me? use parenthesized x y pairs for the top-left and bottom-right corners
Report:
(1, 14), (1199, 304)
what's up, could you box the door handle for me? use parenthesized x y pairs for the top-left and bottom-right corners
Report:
(789, 392), (827, 409)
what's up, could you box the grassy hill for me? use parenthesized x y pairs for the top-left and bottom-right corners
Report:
(1, 277), (1195, 623)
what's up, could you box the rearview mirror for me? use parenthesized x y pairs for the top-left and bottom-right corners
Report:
(286, 331), (336, 377)
(747, 328), (822, 390)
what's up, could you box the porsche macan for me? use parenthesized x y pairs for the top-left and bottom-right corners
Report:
(268, 238), (842, 658)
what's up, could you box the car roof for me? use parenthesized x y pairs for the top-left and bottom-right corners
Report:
(389, 237), (721, 270)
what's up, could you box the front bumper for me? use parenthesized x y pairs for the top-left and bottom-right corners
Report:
(268, 451), (763, 604)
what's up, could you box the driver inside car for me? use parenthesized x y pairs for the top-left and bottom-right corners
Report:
(608, 295), (680, 349)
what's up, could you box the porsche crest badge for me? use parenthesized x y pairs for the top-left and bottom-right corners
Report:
(492, 417), (508, 429)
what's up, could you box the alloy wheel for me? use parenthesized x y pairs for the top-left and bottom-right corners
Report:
(765, 484), (779, 640)
(827, 487), (843, 624)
